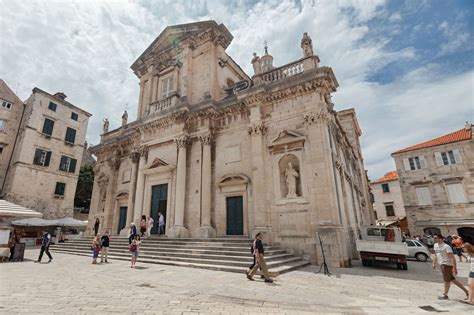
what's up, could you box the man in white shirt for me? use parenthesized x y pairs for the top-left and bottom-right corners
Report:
(158, 212), (165, 235)
(432, 234), (468, 300)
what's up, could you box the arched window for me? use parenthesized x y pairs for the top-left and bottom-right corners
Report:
(423, 227), (441, 236)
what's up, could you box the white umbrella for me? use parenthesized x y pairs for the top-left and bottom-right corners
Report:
(55, 217), (87, 227)
(11, 218), (56, 226)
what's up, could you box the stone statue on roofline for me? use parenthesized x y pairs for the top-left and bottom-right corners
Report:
(251, 52), (262, 75)
(122, 110), (128, 126)
(102, 118), (109, 134)
(301, 32), (313, 57)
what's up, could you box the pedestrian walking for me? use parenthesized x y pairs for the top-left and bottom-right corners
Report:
(432, 233), (468, 300)
(158, 212), (165, 235)
(246, 232), (273, 283)
(462, 243), (474, 305)
(146, 216), (154, 238)
(453, 235), (468, 262)
(130, 235), (141, 268)
(92, 235), (101, 264)
(129, 222), (137, 244)
(140, 215), (147, 237)
(8, 229), (19, 261)
(35, 232), (52, 263)
(94, 218), (100, 236)
(101, 231), (110, 263)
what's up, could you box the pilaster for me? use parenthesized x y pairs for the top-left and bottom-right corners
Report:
(197, 132), (216, 238)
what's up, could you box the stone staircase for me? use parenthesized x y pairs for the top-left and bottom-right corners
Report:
(50, 236), (310, 274)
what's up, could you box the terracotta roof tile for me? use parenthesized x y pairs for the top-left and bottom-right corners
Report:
(393, 126), (472, 154)
(371, 171), (398, 185)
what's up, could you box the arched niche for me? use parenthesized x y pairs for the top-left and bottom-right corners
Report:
(278, 154), (302, 199)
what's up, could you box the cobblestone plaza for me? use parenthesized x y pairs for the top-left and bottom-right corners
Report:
(1, 250), (472, 314)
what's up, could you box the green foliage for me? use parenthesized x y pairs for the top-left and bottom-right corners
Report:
(74, 165), (94, 210)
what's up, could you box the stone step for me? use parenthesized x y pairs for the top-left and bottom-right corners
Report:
(65, 239), (257, 247)
(75, 237), (253, 243)
(50, 251), (310, 275)
(50, 247), (299, 267)
(50, 248), (309, 273)
(52, 244), (286, 257)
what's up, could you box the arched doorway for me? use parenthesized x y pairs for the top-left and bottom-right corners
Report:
(457, 227), (474, 244)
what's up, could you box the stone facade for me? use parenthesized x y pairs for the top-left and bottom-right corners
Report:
(0, 80), (25, 192)
(88, 21), (373, 267)
(2, 87), (91, 219)
(370, 171), (406, 222)
(392, 123), (474, 242)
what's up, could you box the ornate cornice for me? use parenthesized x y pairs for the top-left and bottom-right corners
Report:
(247, 122), (267, 136)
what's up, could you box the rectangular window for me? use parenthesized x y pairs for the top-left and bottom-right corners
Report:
(65, 127), (76, 144)
(382, 183), (390, 193)
(415, 186), (432, 206)
(48, 102), (57, 111)
(1, 100), (12, 109)
(71, 112), (78, 121)
(33, 148), (51, 166)
(440, 151), (456, 165)
(373, 211), (378, 220)
(42, 118), (55, 136)
(409, 157), (421, 170)
(446, 183), (466, 204)
(385, 204), (395, 217)
(59, 155), (77, 173)
(0, 119), (6, 132)
(54, 182), (66, 196)
(0, 144), (4, 154)
(160, 75), (174, 99)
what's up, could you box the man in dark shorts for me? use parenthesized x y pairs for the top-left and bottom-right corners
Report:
(432, 234), (468, 300)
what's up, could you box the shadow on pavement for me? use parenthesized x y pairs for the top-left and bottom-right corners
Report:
(299, 260), (469, 284)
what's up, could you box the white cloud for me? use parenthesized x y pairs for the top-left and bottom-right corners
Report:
(0, 0), (471, 180)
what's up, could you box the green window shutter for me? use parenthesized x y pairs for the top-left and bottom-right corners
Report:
(33, 149), (42, 165)
(44, 151), (52, 166)
(42, 119), (54, 136)
(65, 128), (76, 144)
(69, 158), (77, 173)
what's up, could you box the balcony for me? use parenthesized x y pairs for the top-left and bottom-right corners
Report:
(148, 93), (179, 115)
(253, 55), (319, 85)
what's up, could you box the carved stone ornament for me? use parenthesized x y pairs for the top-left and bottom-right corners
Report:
(174, 136), (189, 149)
(247, 122), (267, 135)
(138, 146), (148, 158)
(129, 150), (140, 164)
(301, 32), (314, 58)
(303, 111), (329, 125)
(108, 157), (121, 170)
(96, 172), (109, 187)
(199, 132), (213, 145)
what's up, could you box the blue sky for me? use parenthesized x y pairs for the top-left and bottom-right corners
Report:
(0, 0), (472, 180)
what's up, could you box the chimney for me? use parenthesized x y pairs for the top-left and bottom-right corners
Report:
(465, 121), (472, 131)
(54, 92), (67, 100)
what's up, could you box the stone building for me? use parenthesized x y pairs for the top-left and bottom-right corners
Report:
(392, 123), (474, 242)
(1, 87), (92, 219)
(88, 21), (373, 266)
(0, 80), (25, 192)
(370, 171), (407, 231)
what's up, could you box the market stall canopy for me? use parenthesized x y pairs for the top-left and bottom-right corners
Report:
(11, 217), (54, 226)
(0, 199), (43, 218)
(55, 217), (87, 227)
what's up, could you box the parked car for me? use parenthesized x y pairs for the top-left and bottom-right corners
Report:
(405, 239), (430, 262)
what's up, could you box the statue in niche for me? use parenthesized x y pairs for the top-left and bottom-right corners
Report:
(121, 110), (128, 126)
(285, 162), (299, 198)
(301, 32), (313, 57)
(251, 52), (261, 75)
(102, 118), (109, 133)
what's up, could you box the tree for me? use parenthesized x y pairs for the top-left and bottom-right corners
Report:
(74, 165), (94, 211)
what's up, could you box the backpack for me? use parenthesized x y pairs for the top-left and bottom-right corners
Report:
(130, 243), (137, 253)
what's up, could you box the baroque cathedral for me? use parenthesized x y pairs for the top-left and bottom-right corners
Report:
(88, 21), (374, 267)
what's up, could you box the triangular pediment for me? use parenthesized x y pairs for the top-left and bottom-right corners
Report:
(271, 129), (304, 144)
(131, 20), (232, 74)
(148, 158), (169, 169)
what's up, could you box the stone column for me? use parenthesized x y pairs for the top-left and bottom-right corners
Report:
(133, 147), (148, 223)
(168, 136), (189, 238)
(197, 133), (216, 238)
(248, 121), (270, 240)
(103, 157), (120, 233)
(122, 150), (140, 234)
